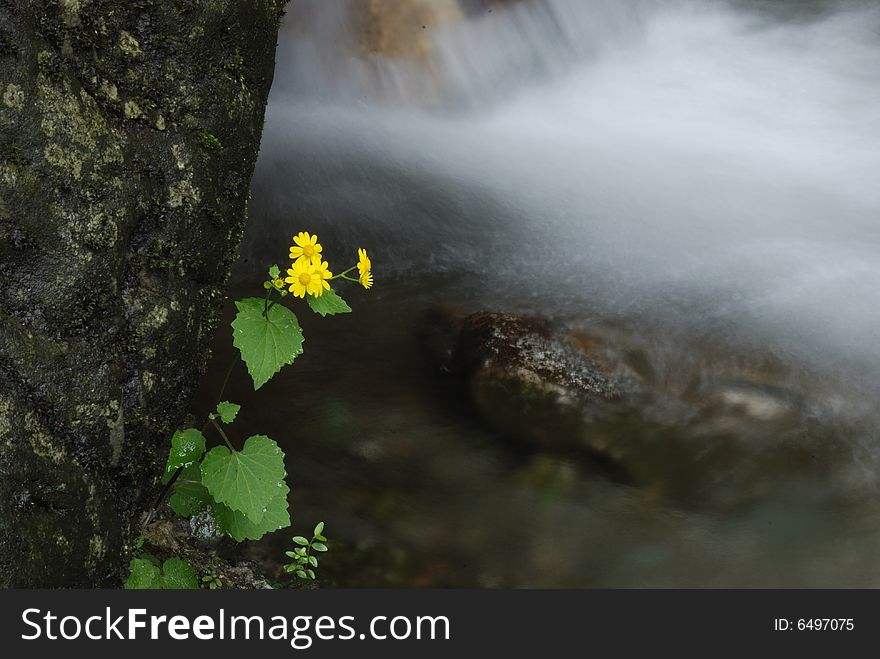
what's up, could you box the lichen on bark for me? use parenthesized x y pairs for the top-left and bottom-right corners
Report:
(0, 0), (287, 587)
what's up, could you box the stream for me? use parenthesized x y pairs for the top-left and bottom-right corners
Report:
(195, 0), (880, 587)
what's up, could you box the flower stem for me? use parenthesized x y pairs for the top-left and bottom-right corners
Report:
(329, 265), (358, 280)
(143, 356), (238, 528)
(210, 417), (236, 452)
(213, 357), (237, 414)
(263, 286), (273, 316)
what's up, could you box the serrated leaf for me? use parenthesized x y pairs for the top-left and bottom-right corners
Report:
(125, 558), (161, 589)
(212, 483), (290, 542)
(306, 288), (352, 317)
(169, 464), (211, 517)
(160, 558), (199, 590)
(162, 428), (206, 484)
(268, 264), (280, 280)
(313, 521), (325, 537)
(200, 435), (286, 522)
(216, 401), (241, 425)
(231, 297), (304, 390)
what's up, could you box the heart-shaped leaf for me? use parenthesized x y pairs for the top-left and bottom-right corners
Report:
(200, 435), (286, 523)
(215, 401), (241, 425)
(232, 297), (304, 390)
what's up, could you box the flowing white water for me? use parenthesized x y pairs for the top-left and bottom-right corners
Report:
(251, 0), (880, 382)
(231, 0), (880, 586)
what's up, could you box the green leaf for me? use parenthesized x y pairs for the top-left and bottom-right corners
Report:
(162, 428), (206, 484)
(296, 570), (307, 579)
(306, 288), (352, 317)
(306, 569), (316, 580)
(268, 264), (280, 280)
(312, 542), (328, 552)
(125, 558), (161, 589)
(216, 401), (241, 425)
(200, 435), (287, 522)
(169, 464), (212, 517)
(308, 555), (318, 568)
(160, 558), (199, 589)
(212, 483), (290, 542)
(232, 297), (304, 390)
(292, 536), (309, 546)
(313, 521), (325, 537)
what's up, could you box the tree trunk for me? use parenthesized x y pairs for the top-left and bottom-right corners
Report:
(0, 0), (286, 587)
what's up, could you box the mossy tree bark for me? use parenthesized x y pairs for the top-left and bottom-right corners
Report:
(0, 0), (287, 587)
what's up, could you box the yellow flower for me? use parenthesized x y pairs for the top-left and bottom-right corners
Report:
(284, 260), (323, 298)
(356, 248), (373, 289)
(312, 260), (333, 296)
(357, 248), (371, 277)
(273, 278), (285, 289)
(289, 232), (323, 265)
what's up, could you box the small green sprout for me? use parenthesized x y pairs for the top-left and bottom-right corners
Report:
(284, 522), (329, 581)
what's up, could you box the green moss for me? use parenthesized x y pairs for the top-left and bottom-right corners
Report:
(59, 0), (82, 26)
(3, 83), (24, 110)
(1, 142), (25, 165)
(82, 211), (119, 249)
(198, 131), (222, 151)
(25, 412), (67, 464)
(223, 51), (244, 72)
(0, 397), (12, 439)
(118, 30), (142, 58)
(44, 143), (83, 179)
(123, 99), (142, 119)
(168, 178), (200, 208)
(99, 80), (119, 101)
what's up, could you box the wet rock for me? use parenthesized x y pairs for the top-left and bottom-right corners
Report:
(142, 515), (273, 590)
(424, 307), (855, 509)
(356, 0), (463, 61)
(0, 1), (287, 586)
(188, 511), (226, 550)
(424, 309), (633, 453)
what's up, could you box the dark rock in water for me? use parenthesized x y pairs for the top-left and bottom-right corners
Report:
(423, 309), (634, 454)
(423, 307), (855, 510)
(456, 312), (623, 399)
